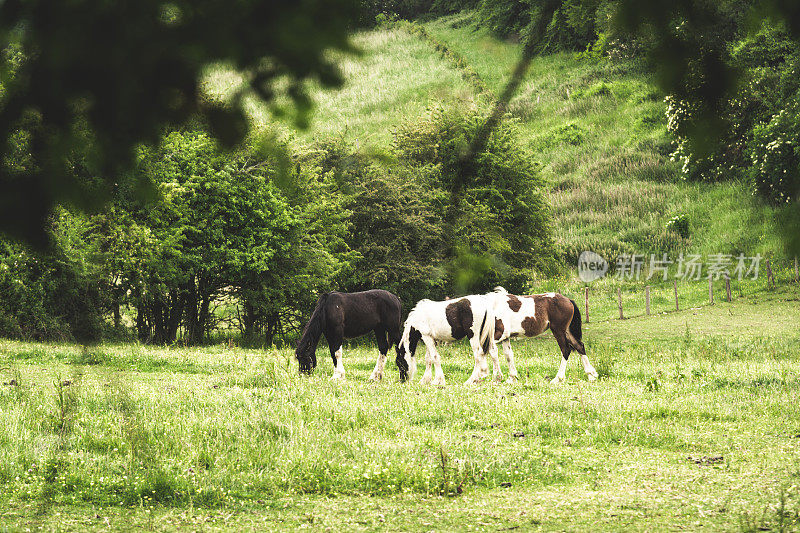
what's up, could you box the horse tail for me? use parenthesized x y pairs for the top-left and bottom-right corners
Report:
(295, 293), (328, 373)
(479, 308), (495, 355)
(567, 299), (586, 355)
(401, 318), (413, 353)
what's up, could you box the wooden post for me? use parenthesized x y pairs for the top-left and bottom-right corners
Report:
(708, 277), (714, 304)
(766, 259), (774, 289)
(794, 256), (798, 284)
(584, 286), (589, 324)
(725, 274), (732, 302)
(645, 286), (651, 316)
(674, 280), (679, 312)
(617, 287), (624, 320)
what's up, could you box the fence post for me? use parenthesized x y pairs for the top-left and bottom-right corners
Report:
(674, 280), (679, 312)
(794, 256), (798, 284)
(584, 286), (589, 324)
(617, 287), (624, 320)
(708, 277), (714, 304)
(725, 274), (732, 302)
(766, 259), (774, 289)
(645, 285), (651, 316)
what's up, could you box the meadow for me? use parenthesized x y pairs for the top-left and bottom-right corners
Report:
(1, 282), (799, 531)
(2, 10), (799, 533)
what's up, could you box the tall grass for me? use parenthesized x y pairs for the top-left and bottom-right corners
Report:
(1, 284), (799, 530)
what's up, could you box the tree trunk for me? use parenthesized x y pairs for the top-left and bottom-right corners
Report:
(242, 301), (258, 341)
(183, 276), (200, 344)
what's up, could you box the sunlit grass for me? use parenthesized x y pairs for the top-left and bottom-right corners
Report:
(1, 283), (799, 530)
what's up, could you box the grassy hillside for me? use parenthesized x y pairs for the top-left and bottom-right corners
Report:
(211, 13), (786, 272)
(421, 14), (785, 264)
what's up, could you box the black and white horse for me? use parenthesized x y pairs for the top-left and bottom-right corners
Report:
(295, 289), (405, 380)
(398, 295), (497, 386)
(486, 286), (597, 384)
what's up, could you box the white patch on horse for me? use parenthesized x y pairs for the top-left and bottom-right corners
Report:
(551, 357), (568, 384)
(332, 346), (345, 379)
(581, 353), (598, 381)
(370, 351), (387, 381)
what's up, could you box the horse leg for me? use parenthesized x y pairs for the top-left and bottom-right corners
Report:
(422, 336), (446, 387)
(581, 352), (598, 381)
(489, 339), (503, 382)
(465, 336), (489, 385)
(389, 324), (408, 382)
(369, 328), (390, 382)
(329, 329), (345, 380)
(419, 335), (435, 385)
(550, 331), (571, 385)
(503, 339), (519, 383)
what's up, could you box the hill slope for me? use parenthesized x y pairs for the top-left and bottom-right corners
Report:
(212, 13), (786, 269)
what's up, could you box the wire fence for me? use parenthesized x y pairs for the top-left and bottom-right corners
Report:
(544, 258), (799, 324)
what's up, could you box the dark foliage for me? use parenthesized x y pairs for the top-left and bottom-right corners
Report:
(0, 0), (359, 245)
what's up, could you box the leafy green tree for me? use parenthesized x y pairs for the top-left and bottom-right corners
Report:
(394, 107), (557, 293)
(0, 211), (106, 342)
(77, 130), (353, 345)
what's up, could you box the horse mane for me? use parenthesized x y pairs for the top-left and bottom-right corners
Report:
(295, 292), (329, 373)
(493, 286), (508, 294)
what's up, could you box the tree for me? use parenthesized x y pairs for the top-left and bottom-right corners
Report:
(393, 107), (558, 293)
(0, 0), (359, 245)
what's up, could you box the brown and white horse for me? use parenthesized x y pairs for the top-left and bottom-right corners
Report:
(485, 287), (597, 384)
(398, 295), (497, 386)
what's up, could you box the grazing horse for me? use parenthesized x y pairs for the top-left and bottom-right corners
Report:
(398, 295), (497, 386)
(486, 287), (597, 384)
(295, 290), (406, 381)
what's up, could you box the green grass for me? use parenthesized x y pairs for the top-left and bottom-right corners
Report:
(1, 284), (799, 531)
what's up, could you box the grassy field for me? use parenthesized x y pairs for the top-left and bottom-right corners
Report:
(1, 283), (799, 531)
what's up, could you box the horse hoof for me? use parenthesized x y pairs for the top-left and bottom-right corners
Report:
(587, 373), (597, 382)
(550, 376), (565, 385)
(331, 373), (344, 380)
(369, 372), (383, 382)
(432, 378), (446, 387)
(505, 376), (518, 384)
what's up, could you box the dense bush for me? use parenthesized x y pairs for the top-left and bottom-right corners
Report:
(393, 107), (558, 293)
(666, 21), (800, 201)
(0, 214), (106, 342)
(359, 0), (479, 25)
(477, 0), (614, 53)
(749, 102), (800, 204)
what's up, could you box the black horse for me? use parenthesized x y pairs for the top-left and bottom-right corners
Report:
(295, 289), (407, 380)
